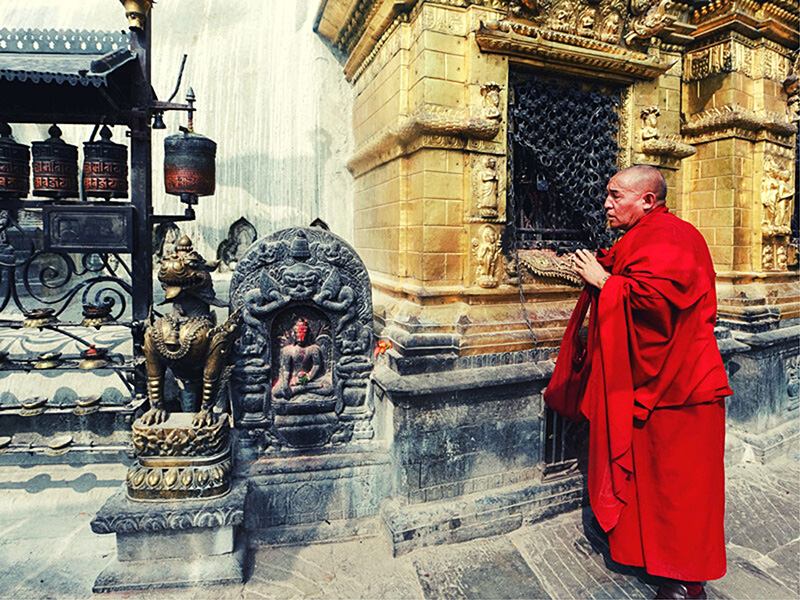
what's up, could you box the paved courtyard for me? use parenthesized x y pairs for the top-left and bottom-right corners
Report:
(0, 450), (797, 600)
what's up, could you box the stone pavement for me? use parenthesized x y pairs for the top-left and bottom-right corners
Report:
(0, 453), (797, 600)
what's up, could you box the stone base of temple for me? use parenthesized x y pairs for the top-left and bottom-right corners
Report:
(381, 473), (585, 557)
(90, 480), (248, 592)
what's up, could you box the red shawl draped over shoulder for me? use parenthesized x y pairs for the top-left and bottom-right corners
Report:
(554, 206), (732, 532)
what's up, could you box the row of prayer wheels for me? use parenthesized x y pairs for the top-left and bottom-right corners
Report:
(0, 122), (215, 201)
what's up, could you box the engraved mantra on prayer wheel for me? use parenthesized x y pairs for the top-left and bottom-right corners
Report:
(32, 125), (79, 198)
(164, 130), (216, 199)
(82, 125), (128, 199)
(0, 123), (30, 198)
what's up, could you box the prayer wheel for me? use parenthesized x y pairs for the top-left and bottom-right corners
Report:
(0, 123), (30, 198)
(83, 125), (128, 199)
(164, 129), (216, 202)
(32, 125), (79, 198)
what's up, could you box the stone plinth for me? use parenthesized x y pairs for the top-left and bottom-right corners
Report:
(240, 440), (393, 546)
(90, 480), (247, 592)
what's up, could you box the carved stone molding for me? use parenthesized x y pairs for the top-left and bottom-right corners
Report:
(625, 0), (680, 44)
(476, 19), (674, 81)
(91, 484), (246, 535)
(517, 249), (583, 286)
(347, 102), (503, 176)
(641, 136), (697, 159)
(681, 104), (797, 144)
(638, 106), (696, 160)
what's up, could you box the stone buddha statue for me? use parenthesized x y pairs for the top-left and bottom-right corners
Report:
(272, 317), (333, 401)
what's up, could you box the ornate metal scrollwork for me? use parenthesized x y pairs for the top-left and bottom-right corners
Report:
(0, 209), (131, 319)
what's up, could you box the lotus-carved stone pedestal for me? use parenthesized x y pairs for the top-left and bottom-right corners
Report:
(91, 414), (246, 592)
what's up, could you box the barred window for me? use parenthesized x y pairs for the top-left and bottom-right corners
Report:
(507, 72), (622, 253)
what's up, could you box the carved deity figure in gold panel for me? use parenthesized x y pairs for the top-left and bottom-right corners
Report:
(761, 154), (793, 237)
(478, 157), (500, 219)
(472, 224), (502, 288)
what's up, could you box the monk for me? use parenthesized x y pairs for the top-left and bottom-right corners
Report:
(550, 165), (732, 600)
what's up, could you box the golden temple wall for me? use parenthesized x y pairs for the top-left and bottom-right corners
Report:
(318, 0), (800, 356)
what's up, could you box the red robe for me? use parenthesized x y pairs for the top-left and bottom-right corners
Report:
(553, 206), (732, 581)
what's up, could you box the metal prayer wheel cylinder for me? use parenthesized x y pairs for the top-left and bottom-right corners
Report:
(0, 123), (30, 198)
(32, 125), (79, 198)
(82, 125), (128, 199)
(164, 130), (216, 202)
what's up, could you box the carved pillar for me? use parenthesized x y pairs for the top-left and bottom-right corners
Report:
(680, 1), (798, 328)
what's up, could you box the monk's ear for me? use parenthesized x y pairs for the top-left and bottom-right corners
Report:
(641, 191), (657, 211)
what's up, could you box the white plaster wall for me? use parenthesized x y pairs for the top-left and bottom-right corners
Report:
(0, 0), (354, 258)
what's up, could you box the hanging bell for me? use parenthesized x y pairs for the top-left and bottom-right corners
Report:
(83, 125), (128, 199)
(32, 125), (79, 199)
(0, 122), (30, 198)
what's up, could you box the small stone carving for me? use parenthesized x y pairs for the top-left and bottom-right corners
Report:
(472, 224), (501, 288)
(272, 316), (333, 401)
(477, 157), (500, 219)
(761, 154), (793, 237)
(639, 106), (696, 160)
(762, 242), (774, 271)
(787, 355), (799, 403)
(641, 106), (660, 140)
(229, 227), (374, 449)
(784, 54), (800, 122)
(217, 217), (257, 273)
(481, 82), (502, 121)
(776, 245), (788, 270)
(152, 222), (181, 267)
(624, 0), (677, 45)
(599, 11), (622, 44)
(550, 2), (574, 33)
(577, 8), (597, 38)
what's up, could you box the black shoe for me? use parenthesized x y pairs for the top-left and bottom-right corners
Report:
(654, 581), (707, 599)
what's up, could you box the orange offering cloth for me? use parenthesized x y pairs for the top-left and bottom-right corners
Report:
(552, 205), (732, 580)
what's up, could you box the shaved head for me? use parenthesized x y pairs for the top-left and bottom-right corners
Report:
(614, 165), (667, 204)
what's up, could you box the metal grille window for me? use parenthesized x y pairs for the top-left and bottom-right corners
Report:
(508, 73), (621, 252)
(542, 406), (588, 478)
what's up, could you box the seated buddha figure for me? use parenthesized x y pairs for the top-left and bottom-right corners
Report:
(272, 317), (333, 401)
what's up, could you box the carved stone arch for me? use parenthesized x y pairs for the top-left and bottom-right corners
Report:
(228, 227), (374, 449)
(217, 217), (258, 273)
(152, 221), (181, 266)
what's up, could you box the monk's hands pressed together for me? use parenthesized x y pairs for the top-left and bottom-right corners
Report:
(571, 248), (611, 289)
